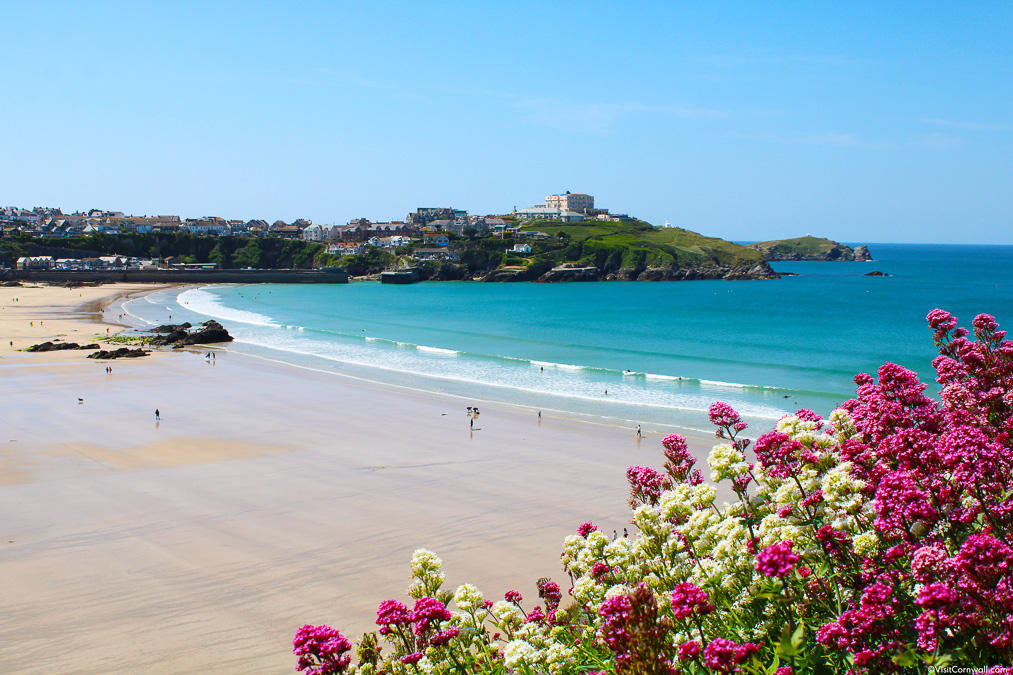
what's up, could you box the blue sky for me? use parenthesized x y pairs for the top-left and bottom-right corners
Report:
(2, 1), (1010, 243)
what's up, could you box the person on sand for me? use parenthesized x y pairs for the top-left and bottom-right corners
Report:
(636, 424), (641, 438)
(155, 409), (160, 421)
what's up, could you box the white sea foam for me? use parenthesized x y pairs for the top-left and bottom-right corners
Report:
(177, 288), (279, 327)
(416, 345), (460, 356)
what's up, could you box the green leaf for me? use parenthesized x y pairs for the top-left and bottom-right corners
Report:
(791, 623), (805, 649)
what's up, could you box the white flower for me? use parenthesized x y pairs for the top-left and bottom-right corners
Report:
(853, 531), (879, 556)
(453, 583), (484, 613)
(503, 640), (540, 668)
(708, 443), (750, 481)
(491, 600), (525, 628)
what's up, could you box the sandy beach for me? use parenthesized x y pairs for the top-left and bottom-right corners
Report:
(0, 283), (717, 674)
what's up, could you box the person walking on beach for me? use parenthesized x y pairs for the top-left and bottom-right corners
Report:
(636, 424), (641, 439)
(155, 409), (160, 421)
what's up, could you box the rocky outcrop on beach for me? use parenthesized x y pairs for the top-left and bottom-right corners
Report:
(151, 322), (192, 333)
(87, 347), (148, 359)
(25, 341), (101, 352)
(747, 237), (873, 262)
(147, 320), (233, 347)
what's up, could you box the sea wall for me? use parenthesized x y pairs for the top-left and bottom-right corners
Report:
(7, 268), (349, 284)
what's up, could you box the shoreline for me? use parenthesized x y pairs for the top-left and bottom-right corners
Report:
(0, 283), (724, 674)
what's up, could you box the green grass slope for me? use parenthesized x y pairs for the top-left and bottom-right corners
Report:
(747, 235), (845, 256)
(517, 219), (765, 269)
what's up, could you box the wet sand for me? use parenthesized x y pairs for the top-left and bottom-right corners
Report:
(0, 284), (716, 674)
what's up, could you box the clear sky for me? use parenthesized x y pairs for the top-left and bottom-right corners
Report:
(2, 1), (1010, 243)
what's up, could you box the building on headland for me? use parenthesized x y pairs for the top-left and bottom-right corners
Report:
(407, 207), (468, 226)
(326, 242), (366, 256)
(546, 191), (594, 214)
(422, 232), (450, 247)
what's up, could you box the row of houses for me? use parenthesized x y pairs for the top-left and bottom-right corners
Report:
(16, 255), (152, 271)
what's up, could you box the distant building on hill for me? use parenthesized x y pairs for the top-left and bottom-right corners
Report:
(546, 191), (594, 214)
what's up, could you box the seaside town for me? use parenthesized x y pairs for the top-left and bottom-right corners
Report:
(2, 192), (637, 273)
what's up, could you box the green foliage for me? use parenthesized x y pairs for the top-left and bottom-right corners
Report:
(233, 239), (263, 268)
(748, 235), (845, 256)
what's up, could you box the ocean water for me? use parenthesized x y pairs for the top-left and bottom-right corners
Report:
(121, 244), (1013, 435)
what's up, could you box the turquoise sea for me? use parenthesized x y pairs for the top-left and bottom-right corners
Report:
(122, 244), (1013, 435)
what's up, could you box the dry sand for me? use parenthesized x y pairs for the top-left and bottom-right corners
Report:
(0, 283), (718, 674)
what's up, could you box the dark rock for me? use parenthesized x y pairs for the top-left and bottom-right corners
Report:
(864, 270), (889, 277)
(148, 329), (188, 346)
(146, 320), (233, 347)
(87, 347), (148, 360)
(854, 245), (873, 261)
(151, 322), (192, 333)
(26, 341), (80, 352)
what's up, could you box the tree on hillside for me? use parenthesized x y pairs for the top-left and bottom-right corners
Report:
(233, 239), (263, 268)
(208, 241), (231, 268)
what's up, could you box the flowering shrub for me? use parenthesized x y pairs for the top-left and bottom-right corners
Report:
(296, 310), (1013, 674)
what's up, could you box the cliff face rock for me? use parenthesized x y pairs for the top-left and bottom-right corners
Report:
(148, 320), (233, 346)
(479, 268), (533, 282)
(530, 261), (779, 283)
(854, 245), (872, 261)
(536, 266), (603, 283)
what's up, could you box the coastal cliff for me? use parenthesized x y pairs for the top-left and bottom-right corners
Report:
(472, 260), (778, 282)
(746, 236), (872, 261)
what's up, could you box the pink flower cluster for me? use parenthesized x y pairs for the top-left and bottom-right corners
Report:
(626, 465), (667, 508)
(598, 585), (676, 674)
(670, 581), (714, 620)
(811, 309), (1013, 669)
(755, 540), (799, 578)
(293, 624), (352, 675)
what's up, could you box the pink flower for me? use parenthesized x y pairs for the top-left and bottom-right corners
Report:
(755, 540), (799, 578)
(400, 652), (423, 664)
(293, 624), (352, 675)
(591, 561), (612, 579)
(577, 521), (597, 537)
(662, 433), (697, 480)
(627, 465), (666, 506)
(430, 626), (459, 647)
(504, 590), (523, 603)
(375, 599), (409, 626)
(677, 640), (701, 660)
(525, 606), (545, 623)
(703, 638), (738, 672)
(708, 401), (742, 428)
(409, 597), (451, 635)
(915, 583), (957, 610)
(670, 581), (714, 619)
